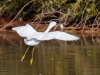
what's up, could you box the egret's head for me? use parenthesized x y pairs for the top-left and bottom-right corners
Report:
(59, 24), (64, 31)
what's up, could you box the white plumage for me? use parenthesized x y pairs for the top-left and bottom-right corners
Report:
(12, 21), (80, 64)
(12, 24), (37, 37)
(12, 21), (79, 46)
(27, 31), (79, 41)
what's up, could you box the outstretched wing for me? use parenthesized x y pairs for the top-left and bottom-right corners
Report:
(12, 24), (37, 37)
(35, 31), (79, 41)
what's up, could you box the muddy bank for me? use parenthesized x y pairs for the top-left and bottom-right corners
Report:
(0, 18), (100, 34)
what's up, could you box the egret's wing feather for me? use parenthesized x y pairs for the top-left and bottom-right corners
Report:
(36, 31), (79, 41)
(12, 24), (37, 37)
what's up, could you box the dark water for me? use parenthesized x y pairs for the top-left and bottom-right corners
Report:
(0, 31), (100, 75)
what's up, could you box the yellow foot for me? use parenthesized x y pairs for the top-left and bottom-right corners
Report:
(21, 46), (30, 61)
(21, 55), (25, 61)
(30, 58), (33, 65)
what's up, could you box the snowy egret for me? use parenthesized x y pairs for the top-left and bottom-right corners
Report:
(12, 21), (79, 65)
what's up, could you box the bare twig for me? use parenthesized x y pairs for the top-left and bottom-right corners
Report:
(64, 2), (79, 25)
(81, 0), (91, 25)
(2, 0), (10, 7)
(95, 21), (100, 28)
(92, 12), (100, 31)
(0, 9), (6, 17)
(82, 14), (88, 32)
(0, 0), (34, 30)
(0, 0), (11, 17)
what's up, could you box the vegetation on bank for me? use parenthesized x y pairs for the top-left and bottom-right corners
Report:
(0, 0), (100, 28)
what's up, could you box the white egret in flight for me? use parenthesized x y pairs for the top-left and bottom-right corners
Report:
(12, 21), (79, 65)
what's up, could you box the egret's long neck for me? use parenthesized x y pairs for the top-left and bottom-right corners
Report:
(44, 24), (55, 33)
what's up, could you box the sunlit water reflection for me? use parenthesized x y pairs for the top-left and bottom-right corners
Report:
(0, 31), (100, 75)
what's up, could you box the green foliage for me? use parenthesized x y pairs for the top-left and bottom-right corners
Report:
(0, 0), (100, 25)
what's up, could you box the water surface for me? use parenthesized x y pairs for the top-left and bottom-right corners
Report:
(0, 31), (100, 75)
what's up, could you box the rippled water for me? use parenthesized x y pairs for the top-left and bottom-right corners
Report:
(0, 31), (100, 75)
